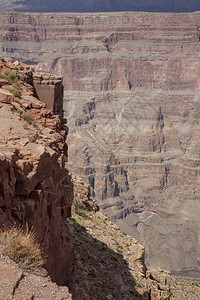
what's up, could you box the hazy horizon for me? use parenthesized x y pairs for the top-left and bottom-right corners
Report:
(1, 0), (200, 13)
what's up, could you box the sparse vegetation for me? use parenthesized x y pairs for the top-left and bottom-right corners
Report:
(3, 69), (18, 84)
(68, 197), (146, 299)
(13, 108), (22, 114)
(21, 112), (37, 127)
(72, 196), (89, 218)
(116, 244), (123, 253)
(11, 88), (22, 99)
(68, 193), (200, 299)
(3, 69), (11, 77)
(3, 69), (22, 101)
(0, 226), (44, 271)
(22, 112), (34, 124)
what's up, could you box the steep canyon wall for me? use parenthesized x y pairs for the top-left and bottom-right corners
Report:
(0, 58), (74, 287)
(0, 11), (200, 277)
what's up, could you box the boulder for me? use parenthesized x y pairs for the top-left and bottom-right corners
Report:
(0, 88), (14, 103)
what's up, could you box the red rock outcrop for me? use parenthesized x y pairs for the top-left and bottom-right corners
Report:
(33, 72), (65, 117)
(0, 249), (72, 299)
(0, 58), (74, 288)
(0, 11), (200, 278)
(71, 172), (99, 212)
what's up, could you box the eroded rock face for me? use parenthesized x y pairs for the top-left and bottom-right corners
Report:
(33, 72), (64, 117)
(0, 12), (200, 278)
(0, 58), (74, 287)
(71, 172), (99, 212)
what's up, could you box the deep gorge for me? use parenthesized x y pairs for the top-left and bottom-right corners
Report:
(0, 11), (200, 278)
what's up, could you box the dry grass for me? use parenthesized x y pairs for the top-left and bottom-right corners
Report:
(21, 112), (37, 128)
(0, 225), (44, 271)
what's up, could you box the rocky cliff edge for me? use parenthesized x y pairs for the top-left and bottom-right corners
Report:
(0, 57), (74, 296)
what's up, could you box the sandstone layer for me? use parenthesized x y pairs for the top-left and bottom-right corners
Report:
(0, 57), (74, 288)
(0, 11), (200, 278)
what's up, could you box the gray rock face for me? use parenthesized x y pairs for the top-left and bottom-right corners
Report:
(64, 89), (200, 278)
(0, 11), (200, 278)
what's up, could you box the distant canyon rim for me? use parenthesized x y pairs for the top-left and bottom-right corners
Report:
(0, 10), (200, 278)
(1, 0), (200, 13)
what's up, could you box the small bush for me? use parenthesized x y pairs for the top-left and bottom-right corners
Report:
(72, 197), (88, 218)
(8, 72), (17, 83)
(3, 69), (18, 84)
(21, 112), (37, 127)
(12, 88), (22, 98)
(20, 65), (24, 70)
(0, 226), (44, 271)
(3, 69), (10, 77)
(14, 108), (22, 114)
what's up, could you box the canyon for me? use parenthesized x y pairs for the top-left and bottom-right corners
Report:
(0, 11), (200, 279)
(0, 57), (177, 300)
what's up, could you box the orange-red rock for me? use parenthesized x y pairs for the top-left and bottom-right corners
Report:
(0, 79), (8, 87)
(0, 88), (14, 103)
(0, 61), (74, 287)
(0, 251), (72, 299)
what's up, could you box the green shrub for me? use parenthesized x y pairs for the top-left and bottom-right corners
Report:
(22, 112), (34, 123)
(21, 112), (37, 127)
(3, 69), (18, 84)
(3, 69), (10, 77)
(20, 65), (24, 70)
(12, 88), (22, 98)
(8, 72), (17, 83)
(72, 197), (88, 218)
(14, 108), (22, 114)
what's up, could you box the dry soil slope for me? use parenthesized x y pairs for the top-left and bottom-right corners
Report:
(0, 11), (200, 278)
(69, 192), (200, 300)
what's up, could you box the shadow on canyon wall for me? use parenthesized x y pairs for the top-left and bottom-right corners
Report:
(69, 218), (148, 300)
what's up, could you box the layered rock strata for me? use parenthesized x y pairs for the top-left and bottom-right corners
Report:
(0, 11), (200, 277)
(0, 58), (74, 287)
